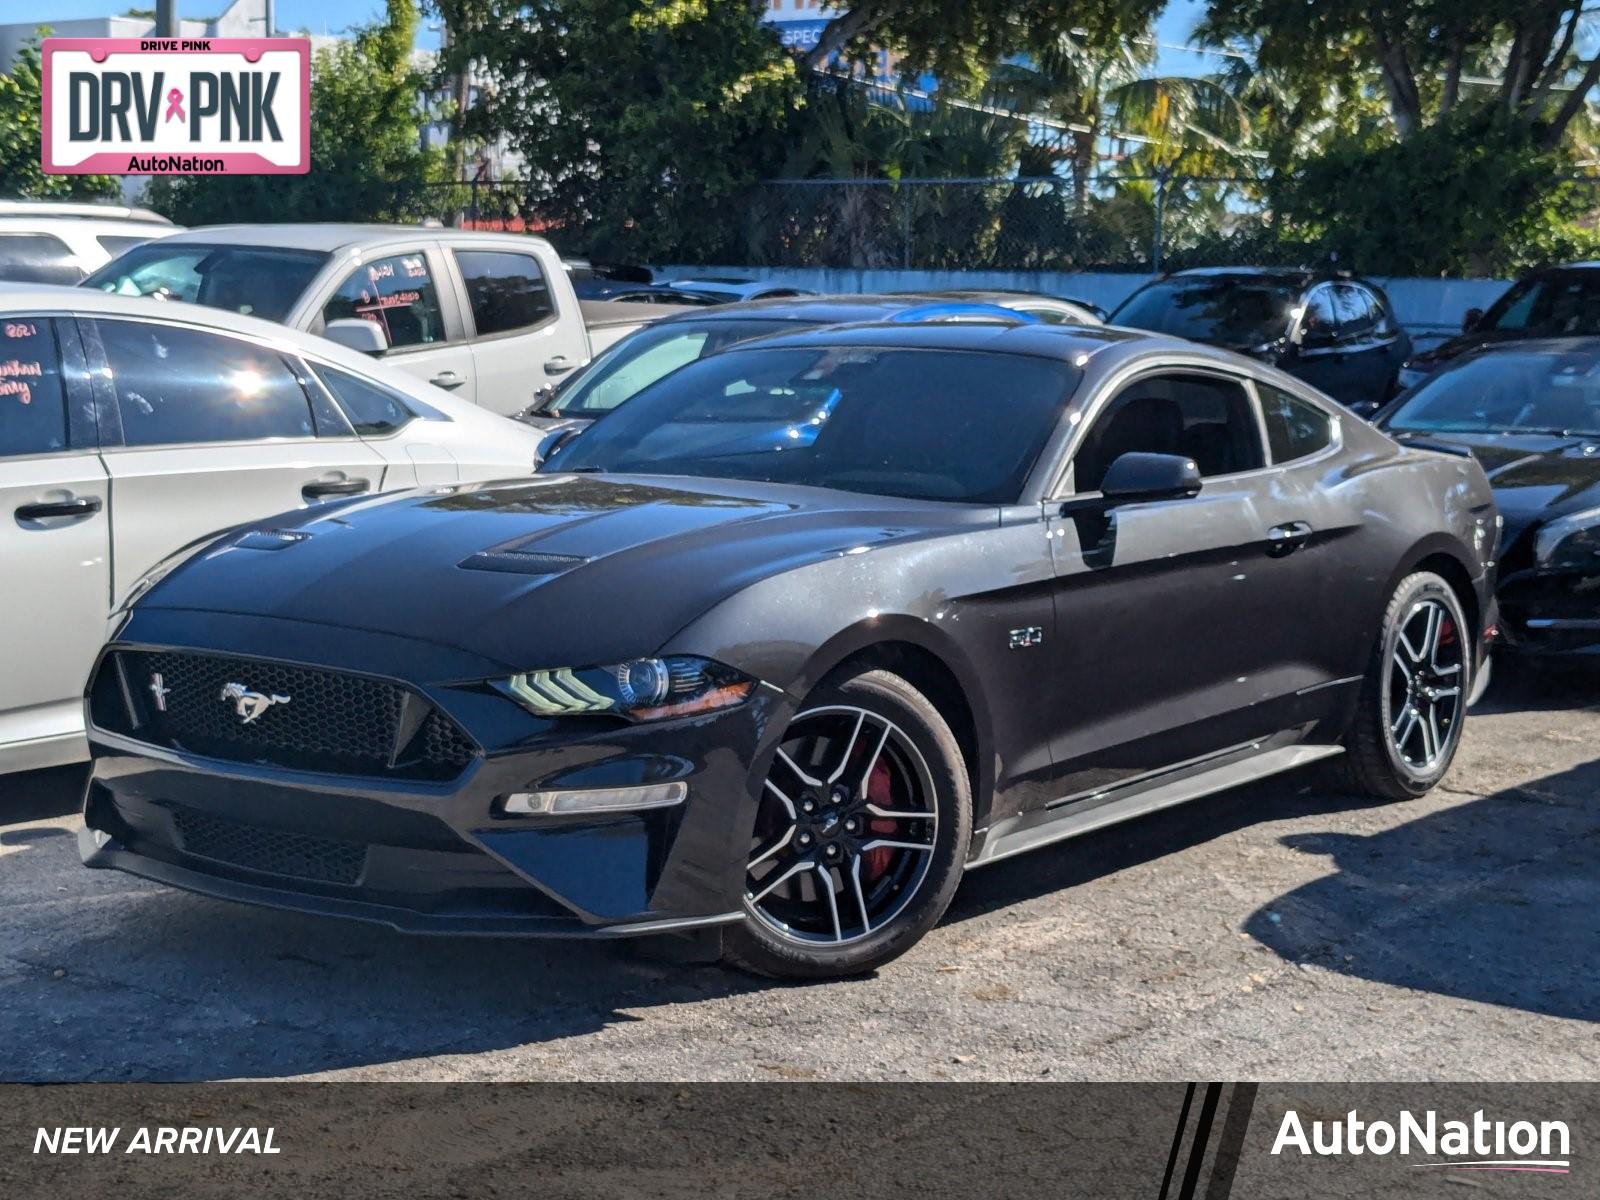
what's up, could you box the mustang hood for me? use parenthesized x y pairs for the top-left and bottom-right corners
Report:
(136, 474), (982, 671)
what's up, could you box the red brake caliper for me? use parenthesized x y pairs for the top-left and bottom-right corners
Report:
(862, 757), (898, 881)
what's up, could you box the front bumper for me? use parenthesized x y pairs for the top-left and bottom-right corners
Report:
(82, 621), (782, 938)
(1496, 567), (1600, 657)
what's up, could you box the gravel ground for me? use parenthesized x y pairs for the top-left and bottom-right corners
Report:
(2, 666), (1596, 1083)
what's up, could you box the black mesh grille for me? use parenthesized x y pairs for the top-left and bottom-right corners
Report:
(166, 803), (367, 885)
(95, 650), (477, 781)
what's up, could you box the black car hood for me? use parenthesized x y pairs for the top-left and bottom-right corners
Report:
(1394, 431), (1600, 547)
(139, 474), (984, 672)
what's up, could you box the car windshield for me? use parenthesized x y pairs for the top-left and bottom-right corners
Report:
(546, 345), (1080, 503)
(1479, 271), (1600, 336)
(1112, 279), (1300, 346)
(546, 318), (810, 416)
(1385, 347), (1600, 437)
(82, 242), (329, 323)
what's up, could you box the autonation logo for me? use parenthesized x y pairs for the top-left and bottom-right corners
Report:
(1272, 1108), (1572, 1174)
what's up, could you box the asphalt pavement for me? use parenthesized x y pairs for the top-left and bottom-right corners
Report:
(3, 665), (1596, 1082)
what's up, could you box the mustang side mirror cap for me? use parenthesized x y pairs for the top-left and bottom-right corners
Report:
(1462, 307), (1484, 333)
(1098, 452), (1203, 504)
(324, 318), (389, 356)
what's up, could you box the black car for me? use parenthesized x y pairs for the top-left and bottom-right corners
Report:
(523, 294), (1037, 433)
(1111, 268), (1410, 414)
(1377, 337), (1600, 661)
(82, 323), (1497, 979)
(1398, 263), (1600, 390)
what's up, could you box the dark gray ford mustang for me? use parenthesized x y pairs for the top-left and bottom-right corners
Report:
(82, 322), (1498, 978)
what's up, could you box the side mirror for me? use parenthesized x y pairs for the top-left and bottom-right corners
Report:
(1462, 307), (1484, 334)
(324, 318), (388, 356)
(536, 425), (580, 466)
(1099, 452), (1202, 503)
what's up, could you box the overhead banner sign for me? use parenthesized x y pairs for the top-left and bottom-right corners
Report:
(41, 38), (310, 175)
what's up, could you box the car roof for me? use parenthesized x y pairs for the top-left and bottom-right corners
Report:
(0, 200), (172, 224)
(0, 216), (181, 237)
(706, 318), (1168, 362)
(147, 224), (557, 255)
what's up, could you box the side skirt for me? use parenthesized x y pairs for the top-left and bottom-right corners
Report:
(967, 741), (1344, 869)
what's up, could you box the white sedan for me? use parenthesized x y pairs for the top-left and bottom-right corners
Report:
(0, 286), (545, 773)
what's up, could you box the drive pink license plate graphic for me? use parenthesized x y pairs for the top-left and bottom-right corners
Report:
(41, 38), (310, 175)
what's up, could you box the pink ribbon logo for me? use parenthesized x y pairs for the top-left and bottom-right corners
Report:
(164, 88), (185, 123)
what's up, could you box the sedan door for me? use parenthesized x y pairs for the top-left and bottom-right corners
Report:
(82, 316), (388, 605)
(0, 316), (111, 765)
(1043, 368), (1299, 798)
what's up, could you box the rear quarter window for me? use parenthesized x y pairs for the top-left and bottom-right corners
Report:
(1259, 383), (1334, 462)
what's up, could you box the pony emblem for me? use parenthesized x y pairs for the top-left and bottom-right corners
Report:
(219, 681), (291, 724)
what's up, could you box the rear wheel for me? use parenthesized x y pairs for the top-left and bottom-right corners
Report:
(1339, 571), (1470, 800)
(723, 669), (971, 979)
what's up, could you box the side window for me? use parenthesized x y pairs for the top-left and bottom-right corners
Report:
(0, 234), (82, 285)
(0, 317), (70, 457)
(322, 252), (446, 350)
(313, 364), (415, 436)
(1073, 373), (1265, 492)
(1258, 382), (1334, 463)
(97, 320), (315, 447)
(453, 250), (555, 337)
(1300, 285), (1338, 344)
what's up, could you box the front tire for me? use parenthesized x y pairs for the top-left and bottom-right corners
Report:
(723, 669), (972, 979)
(1339, 571), (1470, 800)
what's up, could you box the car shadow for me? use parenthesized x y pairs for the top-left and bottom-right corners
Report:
(1474, 656), (1599, 716)
(1243, 755), (1600, 1021)
(0, 764), (87, 823)
(947, 766), (1391, 926)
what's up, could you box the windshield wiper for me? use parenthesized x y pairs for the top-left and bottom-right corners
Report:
(565, 465), (607, 473)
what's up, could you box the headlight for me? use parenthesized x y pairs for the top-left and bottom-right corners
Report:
(497, 655), (754, 721)
(1535, 506), (1600, 570)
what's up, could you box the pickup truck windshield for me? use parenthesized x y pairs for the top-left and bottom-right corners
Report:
(83, 243), (330, 323)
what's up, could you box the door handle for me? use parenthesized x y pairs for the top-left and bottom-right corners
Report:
(1266, 521), (1313, 556)
(302, 478), (370, 500)
(16, 496), (102, 522)
(429, 370), (466, 389)
(544, 355), (576, 376)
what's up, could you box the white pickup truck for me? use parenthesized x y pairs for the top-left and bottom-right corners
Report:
(83, 225), (674, 415)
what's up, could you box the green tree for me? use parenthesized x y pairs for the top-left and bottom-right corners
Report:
(1272, 110), (1600, 275)
(0, 39), (120, 200)
(1202, 0), (1600, 148)
(800, 0), (1166, 98)
(428, 0), (803, 261)
(150, 0), (445, 224)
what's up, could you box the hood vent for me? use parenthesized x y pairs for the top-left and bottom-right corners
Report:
(459, 547), (590, 577)
(236, 529), (312, 551)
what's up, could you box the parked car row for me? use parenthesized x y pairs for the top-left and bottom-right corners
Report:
(0, 212), (1590, 983)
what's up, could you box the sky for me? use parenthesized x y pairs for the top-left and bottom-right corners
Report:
(30, 0), (1211, 71)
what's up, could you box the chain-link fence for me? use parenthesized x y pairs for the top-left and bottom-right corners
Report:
(406, 174), (1331, 273)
